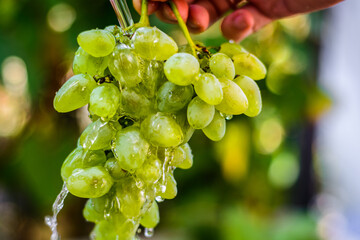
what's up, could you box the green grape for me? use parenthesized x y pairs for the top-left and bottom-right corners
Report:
(105, 157), (129, 180)
(187, 96), (215, 129)
(53, 74), (96, 113)
(140, 201), (160, 228)
(133, 27), (178, 61)
(119, 88), (154, 120)
(164, 53), (200, 86)
(89, 83), (121, 119)
(215, 78), (248, 115)
(91, 221), (117, 240)
(157, 81), (194, 113)
(174, 109), (195, 144)
(79, 119), (120, 150)
(233, 75), (262, 117)
(233, 52), (267, 80)
(77, 29), (116, 57)
(209, 53), (235, 80)
(177, 143), (193, 169)
(182, 126), (195, 144)
(112, 213), (139, 239)
(73, 47), (109, 76)
(108, 44), (142, 88)
(202, 111), (226, 141)
(61, 146), (106, 181)
(83, 200), (103, 223)
(158, 172), (177, 200)
(91, 213), (138, 240)
(169, 146), (186, 167)
(112, 126), (149, 173)
(115, 177), (146, 219)
(194, 73), (223, 105)
(83, 195), (110, 223)
(141, 112), (184, 147)
(135, 155), (162, 186)
(219, 42), (247, 58)
(138, 60), (166, 99)
(169, 143), (193, 169)
(66, 166), (113, 198)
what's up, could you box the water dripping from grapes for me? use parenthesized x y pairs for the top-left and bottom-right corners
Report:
(45, 183), (69, 240)
(144, 228), (154, 238)
(155, 196), (164, 202)
(220, 112), (233, 120)
(225, 115), (233, 120)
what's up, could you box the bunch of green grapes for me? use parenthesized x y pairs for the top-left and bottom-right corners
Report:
(54, 23), (265, 239)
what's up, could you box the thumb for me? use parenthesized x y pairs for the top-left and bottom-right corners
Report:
(221, 6), (272, 42)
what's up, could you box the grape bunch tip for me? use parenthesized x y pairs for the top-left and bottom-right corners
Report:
(52, 17), (266, 240)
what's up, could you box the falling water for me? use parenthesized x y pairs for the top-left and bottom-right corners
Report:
(144, 228), (154, 238)
(44, 183), (69, 240)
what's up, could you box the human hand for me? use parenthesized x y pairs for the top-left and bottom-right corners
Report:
(132, 0), (343, 42)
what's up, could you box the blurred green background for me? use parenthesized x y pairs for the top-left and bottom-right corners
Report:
(0, 0), (332, 239)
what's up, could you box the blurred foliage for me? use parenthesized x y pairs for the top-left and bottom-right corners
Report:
(0, 0), (330, 239)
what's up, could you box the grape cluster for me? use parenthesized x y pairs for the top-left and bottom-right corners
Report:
(54, 24), (266, 239)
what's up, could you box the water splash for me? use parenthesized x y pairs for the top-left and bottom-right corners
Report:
(144, 228), (154, 238)
(45, 183), (69, 240)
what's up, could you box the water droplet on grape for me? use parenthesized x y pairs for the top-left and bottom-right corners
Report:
(144, 228), (154, 238)
(155, 196), (164, 202)
(219, 112), (233, 120)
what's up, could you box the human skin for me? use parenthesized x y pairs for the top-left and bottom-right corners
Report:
(132, 0), (344, 42)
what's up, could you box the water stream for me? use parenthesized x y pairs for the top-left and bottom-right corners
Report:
(45, 183), (69, 240)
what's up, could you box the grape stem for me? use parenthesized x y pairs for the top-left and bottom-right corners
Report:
(169, 1), (198, 57)
(139, 0), (150, 27)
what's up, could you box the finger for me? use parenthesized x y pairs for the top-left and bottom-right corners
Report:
(156, 0), (189, 23)
(186, 0), (240, 33)
(132, 0), (160, 15)
(221, 5), (272, 42)
(186, 4), (210, 33)
(250, 0), (344, 19)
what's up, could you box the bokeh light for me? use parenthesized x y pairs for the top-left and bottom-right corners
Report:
(47, 3), (76, 33)
(268, 151), (299, 189)
(215, 121), (250, 183)
(255, 118), (285, 155)
(1, 56), (28, 96)
(0, 56), (30, 137)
